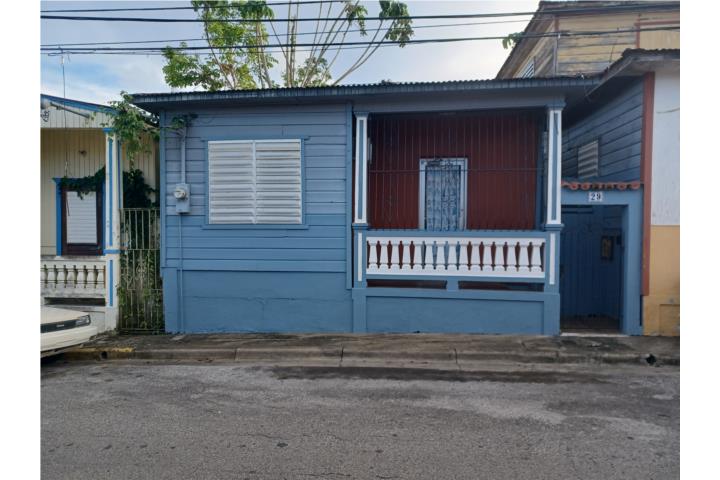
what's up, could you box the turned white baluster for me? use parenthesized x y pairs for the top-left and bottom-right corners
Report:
(401, 241), (411, 271)
(447, 240), (458, 272)
(379, 241), (389, 270)
(412, 241), (423, 271)
(458, 241), (469, 272)
(424, 240), (435, 270)
(368, 241), (379, 271)
(482, 242), (494, 272)
(90, 265), (100, 288)
(493, 242), (506, 272)
(470, 242), (481, 272)
(518, 241), (530, 273)
(47, 265), (57, 289)
(98, 266), (106, 288)
(41, 265), (48, 288)
(60, 265), (69, 288)
(530, 242), (542, 273)
(77, 265), (87, 289)
(506, 242), (518, 273)
(435, 240), (447, 271)
(390, 240), (400, 272)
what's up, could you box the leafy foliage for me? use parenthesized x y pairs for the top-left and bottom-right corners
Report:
(502, 32), (523, 50)
(104, 92), (159, 165)
(59, 167), (157, 208)
(162, 0), (414, 90)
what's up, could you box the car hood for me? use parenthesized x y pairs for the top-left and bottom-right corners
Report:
(41, 306), (89, 325)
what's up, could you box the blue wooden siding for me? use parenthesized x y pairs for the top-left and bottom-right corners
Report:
(162, 104), (349, 271)
(562, 78), (644, 181)
(160, 104), (353, 332)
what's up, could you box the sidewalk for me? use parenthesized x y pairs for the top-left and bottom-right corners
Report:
(62, 333), (679, 368)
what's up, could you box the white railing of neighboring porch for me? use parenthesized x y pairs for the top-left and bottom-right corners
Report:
(41, 258), (106, 298)
(365, 235), (546, 280)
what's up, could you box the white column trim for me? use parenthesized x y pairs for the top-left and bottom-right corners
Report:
(545, 107), (563, 226)
(354, 113), (369, 224)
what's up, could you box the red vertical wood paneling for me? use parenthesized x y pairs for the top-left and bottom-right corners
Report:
(367, 110), (540, 230)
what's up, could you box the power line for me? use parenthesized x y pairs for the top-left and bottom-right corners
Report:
(41, 19), (532, 48)
(41, 1), (348, 13)
(40, 26), (679, 54)
(40, 3), (679, 24)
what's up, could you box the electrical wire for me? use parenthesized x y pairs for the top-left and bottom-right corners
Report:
(41, 0), (348, 13)
(41, 18), (532, 48)
(40, 26), (679, 54)
(40, 3), (679, 23)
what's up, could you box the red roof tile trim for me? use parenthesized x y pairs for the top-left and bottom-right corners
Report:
(562, 181), (642, 191)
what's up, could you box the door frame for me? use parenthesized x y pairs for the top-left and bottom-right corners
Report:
(561, 187), (643, 335)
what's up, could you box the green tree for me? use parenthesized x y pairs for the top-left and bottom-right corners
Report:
(162, 0), (413, 90)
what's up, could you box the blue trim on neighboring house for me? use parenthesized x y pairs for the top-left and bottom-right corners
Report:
(201, 135), (309, 229)
(102, 127), (114, 134)
(159, 111), (167, 269)
(53, 178), (62, 256)
(108, 259), (114, 307)
(117, 141), (123, 211)
(104, 249), (120, 254)
(107, 136), (114, 247)
(561, 188), (643, 335)
(345, 102), (353, 289)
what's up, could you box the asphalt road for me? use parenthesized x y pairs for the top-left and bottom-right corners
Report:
(41, 360), (679, 480)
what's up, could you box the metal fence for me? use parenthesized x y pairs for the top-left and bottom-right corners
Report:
(118, 208), (164, 334)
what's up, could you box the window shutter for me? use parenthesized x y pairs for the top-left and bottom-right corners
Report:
(66, 192), (98, 243)
(255, 139), (302, 224)
(208, 139), (302, 224)
(577, 140), (599, 179)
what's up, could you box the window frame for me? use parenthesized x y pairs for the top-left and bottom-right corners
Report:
(203, 136), (308, 230)
(418, 157), (468, 230)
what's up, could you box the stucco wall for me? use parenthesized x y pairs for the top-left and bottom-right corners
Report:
(644, 68), (680, 336)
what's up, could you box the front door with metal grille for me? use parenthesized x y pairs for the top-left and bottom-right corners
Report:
(118, 208), (164, 333)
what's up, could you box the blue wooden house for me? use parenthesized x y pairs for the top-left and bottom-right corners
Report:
(132, 77), (603, 334)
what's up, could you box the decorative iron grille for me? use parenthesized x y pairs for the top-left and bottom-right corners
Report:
(118, 208), (164, 334)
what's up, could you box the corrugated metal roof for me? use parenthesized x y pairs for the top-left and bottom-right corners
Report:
(131, 76), (600, 111)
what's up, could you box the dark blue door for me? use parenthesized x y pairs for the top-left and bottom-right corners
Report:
(560, 205), (623, 332)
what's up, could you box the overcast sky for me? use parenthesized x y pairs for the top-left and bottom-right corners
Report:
(41, 0), (538, 104)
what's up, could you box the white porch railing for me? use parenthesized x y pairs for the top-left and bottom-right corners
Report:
(41, 257), (106, 299)
(365, 235), (546, 280)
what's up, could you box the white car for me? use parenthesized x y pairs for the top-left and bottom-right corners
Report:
(41, 306), (98, 356)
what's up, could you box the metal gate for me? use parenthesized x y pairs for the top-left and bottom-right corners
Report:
(118, 208), (164, 334)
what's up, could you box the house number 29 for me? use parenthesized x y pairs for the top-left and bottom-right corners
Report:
(588, 191), (604, 203)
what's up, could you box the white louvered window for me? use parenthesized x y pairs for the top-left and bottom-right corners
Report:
(577, 140), (600, 179)
(66, 192), (98, 243)
(208, 139), (302, 224)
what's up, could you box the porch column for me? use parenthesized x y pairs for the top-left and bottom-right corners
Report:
(103, 128), (121, 330)
(543, 106), (563, 334)
(545, 106), (563, 228)
(352, 112), (369, 290)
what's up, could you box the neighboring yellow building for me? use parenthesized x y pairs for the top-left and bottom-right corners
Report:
(498, 2), (680, 336)
(497, 1), (679, 79)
